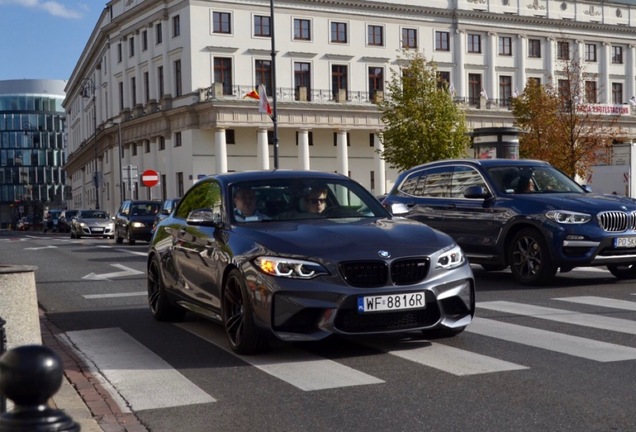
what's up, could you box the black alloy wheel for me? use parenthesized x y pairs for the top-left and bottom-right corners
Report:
(147, 255), (186, 321)
(127, 229), (136, 245)
(607, 263), (636, 279)
(222, 269), (265, 355)
(508, 228), (557, 285)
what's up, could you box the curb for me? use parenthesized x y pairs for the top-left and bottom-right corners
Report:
(39, 309), (148, 432)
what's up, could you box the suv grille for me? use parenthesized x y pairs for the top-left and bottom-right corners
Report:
(598, 211), (636, 232)
(339, 258), (430, 287)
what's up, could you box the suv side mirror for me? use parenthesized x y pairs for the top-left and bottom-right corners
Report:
(464, 185), (490, 199)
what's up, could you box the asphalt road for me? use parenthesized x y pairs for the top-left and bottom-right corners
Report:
(3, 230), (636, 432)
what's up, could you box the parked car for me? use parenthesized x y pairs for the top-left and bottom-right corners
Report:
(151, 198), (180, 233)
(70, 209), (115, 239)
(382, 158), (636, 285)
(147, 170), (475, 354)
(58, 209), (78, 233)
(115, 200), (161, 244)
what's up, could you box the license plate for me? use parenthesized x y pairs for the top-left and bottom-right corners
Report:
(92, 228), (103, 232)
(357, 292), (426, 313)
(615, 237), (636, 248)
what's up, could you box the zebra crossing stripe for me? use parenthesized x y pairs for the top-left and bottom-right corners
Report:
(478, 301), (636, 335)
(177, 321), (384, 391)
(468, 317), (636, 362)
(554, 296), (636, 312)
(65, 327), (216, 410)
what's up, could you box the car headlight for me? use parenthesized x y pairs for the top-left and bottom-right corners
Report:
(131, 222), (145, 228)
(254, 257), (329, 279)
(546, 210), (591, 224)
(79, 222), (87, 227)
(436, 245), (465, 270)
(107, 222), (115, 229)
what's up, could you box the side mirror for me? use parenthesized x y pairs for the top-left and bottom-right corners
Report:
(464, 185), (490, 199)
(187, 208), (222, 227)
(582, 185), (592, 193)
(388, 202), (410, 215)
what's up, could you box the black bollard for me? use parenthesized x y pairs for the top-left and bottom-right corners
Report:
(0, 317), (5, 414)
(0, 345), (80, 431)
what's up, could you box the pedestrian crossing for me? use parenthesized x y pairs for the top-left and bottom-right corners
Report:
(60, 293), (636, 411)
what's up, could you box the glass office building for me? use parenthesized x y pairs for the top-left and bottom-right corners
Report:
(0, 79), (67, 229)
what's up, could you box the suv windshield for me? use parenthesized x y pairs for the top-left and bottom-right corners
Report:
(81, 211), (109, 219)
(487, 165), (585, 194)
(131, 203), (161, 216)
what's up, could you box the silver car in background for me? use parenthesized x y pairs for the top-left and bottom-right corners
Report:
(70, 210), (115, 239)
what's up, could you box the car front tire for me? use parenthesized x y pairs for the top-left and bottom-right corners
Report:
(222, 269), (265, 355)
(508, 228), (557, 285)
(147, 255), (186, 321)
(607, 263), (636, 279)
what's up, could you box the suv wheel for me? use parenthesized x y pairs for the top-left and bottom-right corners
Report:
(607, 263), (636, 279)
(508, 228), (557, 285)
(127, 229), (136, 245)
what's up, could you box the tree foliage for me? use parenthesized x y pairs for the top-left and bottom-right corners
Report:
(378, 51), (470, 172)
(511, 59), (622, 179)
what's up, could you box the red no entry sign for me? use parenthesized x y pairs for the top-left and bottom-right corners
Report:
(141, 169), (159, 187)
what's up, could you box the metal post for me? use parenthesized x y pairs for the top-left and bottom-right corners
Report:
(270, 0), (279, 169)
(116, 122), (124, 204)
(0, 317), (5, 414)
(81, 78), (99, 209)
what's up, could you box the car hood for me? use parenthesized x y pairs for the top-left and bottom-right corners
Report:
(507, 193), (636, 213)
(233, 217), (454, 260)
(78, 218), (113, 225)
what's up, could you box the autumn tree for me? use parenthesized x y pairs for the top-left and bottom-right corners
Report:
(378, 51), (470, 172)
(512, 59), (622, 179)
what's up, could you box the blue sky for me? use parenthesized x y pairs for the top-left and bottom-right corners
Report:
(0, 0), (103, 81)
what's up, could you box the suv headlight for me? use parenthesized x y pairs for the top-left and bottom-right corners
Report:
(546, 210), (591, 224)
(436, 245), (465, 270)
(254, 257), (329, 279)
(131, 222), (145, 228)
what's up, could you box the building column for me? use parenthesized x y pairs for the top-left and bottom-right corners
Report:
(336, 130), (349, 175)
(257, 128), (270, 170)
(517, 35), (527, 89)
(374, 133), (386, 195)
(546, 38), (555, 83)
(601, 42), (611, 104)
(628, 45), (636, 100)
(214, 128), (228, 174)
(455, 30), (466, 99)
(487, 32), (497, 102)
(298, 129), (310, 170)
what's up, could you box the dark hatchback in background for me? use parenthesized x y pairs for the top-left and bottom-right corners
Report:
(151, 198), (180, 233)
(148, 170), (475, 354)
(114, 200), (161, 245)
(382, 158), (636, 285)
(58, 209), (78, 233)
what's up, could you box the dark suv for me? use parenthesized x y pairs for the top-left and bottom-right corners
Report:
(382, 158), (636, 285)
(114, 200), (161, 244)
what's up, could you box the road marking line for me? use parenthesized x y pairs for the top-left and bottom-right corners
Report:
(554, 296), (636, 311)
(115, 248), (147, 256)
(177, 321), (384, 391)
(478, 301), (636, 335)
(83, 292), (146, 299)
(468, 317), (636, 362)
(64, 327), (216, 410)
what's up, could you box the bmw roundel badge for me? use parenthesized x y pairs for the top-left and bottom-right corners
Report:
(378, 250), (391, 258)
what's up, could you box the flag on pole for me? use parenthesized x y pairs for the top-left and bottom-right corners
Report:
(257, 83), (273, 118)
(243, 89), (259, 100)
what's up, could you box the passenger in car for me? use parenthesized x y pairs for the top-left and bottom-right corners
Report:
(233, 187), (269, 221)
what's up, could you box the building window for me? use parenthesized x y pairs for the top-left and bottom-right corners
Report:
(367, 25), (383, 46)
(499, 75), (512, 106)
(214, 57), (233, 95)
(176, 172), (184, 197)
(557, 41), (569, 60)
(118, 82), (124, 111)
(143, 71), (150, 103)
(585, 43), (597, 62)
(435, 31), (450, 51)
(499, 36), (512, 56)
(161, 175), (167, 200)
(130, 76), (137, 107)
(159, 136), (165, 151)
(294, 62), (311, 101)
(528, 39), (541, 58)
(174, 59), (182, 97)
(255, 59), (272, 95)
(131, 144), (137, 156)
(145, 140), (150, 153)
(142, 30), (148, 51)
(156, 22), (163, 44)
(437, 71), (450, 90)
(558, 79), (570, 104)
(226, 129), (235, 144)
(332, 65), (348, 100)
(612, 83), (623, 105)
(294, 18), (311, 41)
(254, 15), (270, 37)
(585, 81), (597, 103)
(129, 37), (135, 57)
(213, 12), (231, 34)
(468, 73), (482, 106)
(117, 43), (122, 62)
(368, 67), (384, 96)
(467, 34), (481, 53)
(295, 131), (314, 146)
(158, 66), (164, 99)
(330, 22), (347, 43)
(402, 28), (417, 49)
(172, 15), (180, 37)
(612, 46), (623, 64)
(332, 132), (351, 146)
(174, 131), (182, 147)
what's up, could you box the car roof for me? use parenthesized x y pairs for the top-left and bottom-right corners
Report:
(203, 169), (351, 186)
(408, 158), (551, 170)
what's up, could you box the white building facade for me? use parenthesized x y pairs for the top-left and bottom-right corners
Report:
(64, 0), (636, 215)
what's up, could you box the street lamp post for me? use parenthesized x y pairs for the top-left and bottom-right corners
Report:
(270, 0), (279, 168)
(106, 120), (125, 204)
(81, 77), (100, 209)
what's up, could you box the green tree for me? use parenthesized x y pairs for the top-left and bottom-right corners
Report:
(512, 59), (622, 179)
(378, 51), (470, 171)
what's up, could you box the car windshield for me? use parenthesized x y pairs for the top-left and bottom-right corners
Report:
(131, 203), (161, 215)
(230, 178), (388, 222)
(487, 165), (585, 194)
(81, 211), (109, 219)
